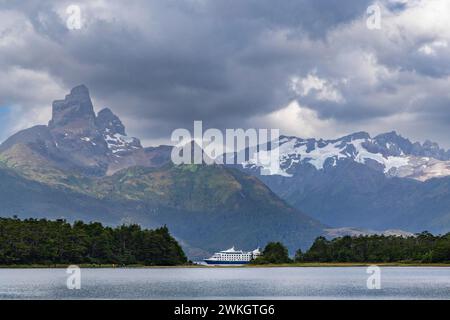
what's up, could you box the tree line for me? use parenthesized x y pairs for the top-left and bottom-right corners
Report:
(252, 232), (450, 264)
(0, 217), (187, 266)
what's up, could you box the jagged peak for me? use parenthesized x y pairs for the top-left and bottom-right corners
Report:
(49, 84), (95, 129)
(98, 107), (113, 115)
(374, 131), (413, 149)
(96, 108), (126, 136)
(340, 131), (370, 141)
(70, 84), (90, 95)
(375, 130), (402, 140)
(423, 139), (439, 148)
(280, 132), (372, 144)
(57, 84), (92, 106)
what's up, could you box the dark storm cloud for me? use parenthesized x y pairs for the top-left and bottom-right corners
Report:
(1, 0), (450, 147)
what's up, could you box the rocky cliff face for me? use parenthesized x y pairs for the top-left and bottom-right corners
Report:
(49, 85), (97, 132)
(0, 85), (170, 176)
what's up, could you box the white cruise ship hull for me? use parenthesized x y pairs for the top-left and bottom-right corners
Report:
(203, 259), (250, 265)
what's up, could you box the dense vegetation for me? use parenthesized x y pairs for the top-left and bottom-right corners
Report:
(253, 232), (450, 264)
(297, 232), (450, 263)
(0, 217), (187, 266)
(251, 242), (291, 264)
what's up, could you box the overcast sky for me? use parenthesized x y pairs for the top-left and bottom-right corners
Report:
(1, 0), (450, 148)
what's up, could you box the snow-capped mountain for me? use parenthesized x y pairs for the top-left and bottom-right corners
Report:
(96, 107), (142, 155)
(231, 131), (450, 234)
(243, 131), (450, 181)
(0, 85), (171, 176)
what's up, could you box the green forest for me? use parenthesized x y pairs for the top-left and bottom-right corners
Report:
(253, 232), (450, 264)
(2, 217), (449, 266)
(0, 217), (187, 266)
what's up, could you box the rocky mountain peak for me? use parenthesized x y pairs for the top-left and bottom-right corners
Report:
(0, 85), (156, 176)
(374, 131), (411, 147)
(70, 84), (90, 96)
(337, 131), (370, 143)
(369, 131), (412, 157)
(95, 108), (142, 155)
(375, 130), (399, 138)
(49, 84), (96, 131)
(423, 140), (440, 149)
(96, 108), (126, 136)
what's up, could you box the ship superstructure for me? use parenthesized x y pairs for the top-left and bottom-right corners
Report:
(204, 247), (261, 265)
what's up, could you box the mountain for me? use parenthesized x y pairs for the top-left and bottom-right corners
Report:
(241, 131), (450, 181)
(0, 85), (171, 178)
(96, 164), (325, 255)
(323, 227), (414, 239)
(0, 162), (325, 258)
(0, 85), (324, 258)
(0, 164), (124, 225)
(232, 132), (450, 234)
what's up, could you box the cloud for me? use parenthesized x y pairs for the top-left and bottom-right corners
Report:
(290, 73), (345, 103)
(0, 0), (450, 148)
(254, 101), (344, 139)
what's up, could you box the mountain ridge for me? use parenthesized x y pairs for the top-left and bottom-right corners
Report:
(0, 85), (171, 178)
(241, 130), (450, 182)
(234, 136), (450, 234)
(0, 86), (326, 258)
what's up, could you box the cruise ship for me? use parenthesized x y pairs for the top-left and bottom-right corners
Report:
(204, 247), (261, 265)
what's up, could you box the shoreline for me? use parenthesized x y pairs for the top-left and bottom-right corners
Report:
(1, 262), (449, 269)
(245, 262), (450, 268)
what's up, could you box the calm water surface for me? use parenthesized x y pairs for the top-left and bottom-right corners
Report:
(0, 267), (449, 299)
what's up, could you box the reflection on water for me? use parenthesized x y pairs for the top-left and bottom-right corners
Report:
(0, 267), (449, 300)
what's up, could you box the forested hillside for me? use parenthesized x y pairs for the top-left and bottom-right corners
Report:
(297, 232), (450, 263)
(0, 218), (187, 266)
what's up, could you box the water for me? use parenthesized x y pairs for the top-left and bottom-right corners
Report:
(0, 267), (449, 300)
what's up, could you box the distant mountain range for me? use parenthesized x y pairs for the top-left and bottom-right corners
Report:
(1, 85), (449, 258)
(0, 85), (323, 258)
(242, 131), (450, 181)
(231, 132), (450, 234)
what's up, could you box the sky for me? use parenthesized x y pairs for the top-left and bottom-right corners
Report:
(0, 0), (450, 148)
